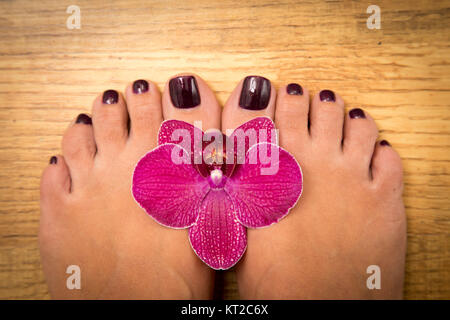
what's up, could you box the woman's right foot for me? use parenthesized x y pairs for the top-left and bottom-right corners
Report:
(223, 76), (406, 299)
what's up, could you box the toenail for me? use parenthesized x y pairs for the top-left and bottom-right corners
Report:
(49, 156), (57, 164)
(102, 90), (119, 104)
(239, 76), (271, 110)
(349, 108), (366, 119)
(169, 76), (201, 108)
(319, 89), (335, 102)
(132, 79), (149, 94)
(380, 140), (391, 146)
(75, 113), (92, 125)
(286, 83), (303, 95)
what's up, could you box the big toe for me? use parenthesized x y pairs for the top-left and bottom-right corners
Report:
(163, 73), (221, 131)
(221, 75), (276, 133)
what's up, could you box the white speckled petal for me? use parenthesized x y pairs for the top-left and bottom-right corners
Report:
(189, 190), (247, 270)
(228, 117), (277, 157)
(225, 142), (303, 228)
(158, 119), (203, 153)
(132, 143), (210, 228)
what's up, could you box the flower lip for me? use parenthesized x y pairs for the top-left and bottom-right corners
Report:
(195, 133), (236, 178)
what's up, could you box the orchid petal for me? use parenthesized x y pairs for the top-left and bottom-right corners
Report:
(228, 117), (277, 164)
(132, 143), (209, 228)
(158, 119), (203, 156)
(189, 190), (247, 270)
(225, 142), (303, 228)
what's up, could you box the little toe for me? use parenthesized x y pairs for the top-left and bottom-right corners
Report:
(275, 83), (310, 153)
(91, 89), (129, 157)
(309, 89), (345, 150)
(61, 113), (96, 189)
(343, 108), (379, 177)
(163, 73), (221, 131)
(222, 75), (276, 132)
(371, 140), (404, 193)
(40, 155), (71, 205)
(125, 79), (163, 149)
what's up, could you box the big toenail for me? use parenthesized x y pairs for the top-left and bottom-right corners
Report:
(349, 108), (366, 119)
(49, 156), (57, 164)
(286, 83), (303, 95)
(169, 76), (201, 108)
(133, 79), (149, 94)
(319, 90), (335, 102)
(75, 113), (92, 125)
(239, 76), (271, 110)
(102, 90), (119, 104)
(380, 140), (391, 146)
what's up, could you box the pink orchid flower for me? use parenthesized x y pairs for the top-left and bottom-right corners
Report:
(132, 117), (303, 270)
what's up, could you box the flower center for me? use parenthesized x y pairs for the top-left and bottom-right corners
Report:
(194, 135), (237, 179)
(210, 148), (222, 163)
(208, 169), (226, 188)
(210, 169), (222, 184)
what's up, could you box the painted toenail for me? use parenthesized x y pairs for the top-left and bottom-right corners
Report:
(319, 90), (335, 102)
(286, 83), (303, 95)
(239, 76), (271, 110)
(132, 79), (149, 94)
(349, 108), (366, 119)
(169, 76), (201, 108)
(49, 156), (57, 164)
(102, 90), (119, 104)
(75, 113), (92, 125)
(380, 140), (391, 146)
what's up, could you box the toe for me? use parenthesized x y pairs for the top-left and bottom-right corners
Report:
(371, 140), (403, 193)
(222, 75), (276, 132)
(125, 79), (163, 149)
(163, 73), (221, 131)
(40, 155), (71, 205)
(275, 83), (310, 153)
(309, 89), (345, 151)
(92, 89), (129, 157)
(343, 108), (379, 178)
(61, 114), (96, 189)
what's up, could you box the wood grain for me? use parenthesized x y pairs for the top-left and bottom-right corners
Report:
(0, 0), (449, 299)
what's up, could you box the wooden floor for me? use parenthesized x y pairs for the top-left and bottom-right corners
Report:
(0, 0), (449, 299)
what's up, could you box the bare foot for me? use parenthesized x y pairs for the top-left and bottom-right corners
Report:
(222, 77), (406, 299)
(39, 75), (221, 299)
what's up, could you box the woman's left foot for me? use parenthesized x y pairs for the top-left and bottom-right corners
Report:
(39, 75), (220, 299)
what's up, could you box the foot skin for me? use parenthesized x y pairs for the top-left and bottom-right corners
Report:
(223, 78), (406, 299)
(39, 75), (220, 299)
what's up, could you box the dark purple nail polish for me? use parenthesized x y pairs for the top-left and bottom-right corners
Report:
(76, 113), (92, 125)
(49, 156), (57, 164)
(133, 79), (149, 94)
(102, 90), (119, 104)
(349, 108), (366, 119)
(169, 76), (200, 108)
(239, 76), (271, 110)
(286, 83), (303, 95)
(319, 90), (335, 102)
(380, 140), (391, 146)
